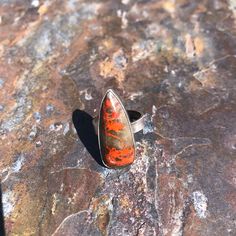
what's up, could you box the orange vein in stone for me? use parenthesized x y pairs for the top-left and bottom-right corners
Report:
(106, 132), (123, 143)
(106, 121), (124, 132)
(105, 147), (134, 166)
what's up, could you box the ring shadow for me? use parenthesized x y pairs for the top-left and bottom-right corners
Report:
(72, 110), (105, 167)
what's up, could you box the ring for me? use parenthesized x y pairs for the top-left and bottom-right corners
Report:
(93, 89), (145, 169)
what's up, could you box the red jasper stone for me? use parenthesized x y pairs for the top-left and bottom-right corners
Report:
(99, 89), (135, 168)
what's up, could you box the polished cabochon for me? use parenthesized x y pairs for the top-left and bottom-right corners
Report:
(98, 89), (136, 168)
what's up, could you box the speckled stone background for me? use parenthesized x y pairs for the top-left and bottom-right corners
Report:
(0, 0), (236, 235)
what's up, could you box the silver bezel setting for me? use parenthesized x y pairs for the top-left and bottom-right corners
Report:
(98, 89), (136, 169)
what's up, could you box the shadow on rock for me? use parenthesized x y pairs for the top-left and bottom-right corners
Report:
(72, 109), (105, 167)
(0, 185), (5, 236)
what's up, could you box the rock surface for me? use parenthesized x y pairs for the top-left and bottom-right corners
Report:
(0, 0), (236, 235)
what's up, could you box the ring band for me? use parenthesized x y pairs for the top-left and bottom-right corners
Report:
(93, 110), (145, 135)
(127, 110), (145, 133)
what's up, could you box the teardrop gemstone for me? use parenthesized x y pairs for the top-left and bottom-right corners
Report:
(99, 90), (135, 168)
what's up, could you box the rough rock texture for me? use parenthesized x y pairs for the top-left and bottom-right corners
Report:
(0, 0), (236, 235)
